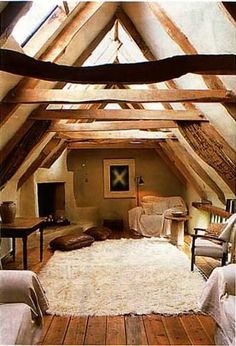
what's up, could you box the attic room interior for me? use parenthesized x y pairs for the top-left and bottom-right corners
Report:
(0, 1), (236, 345)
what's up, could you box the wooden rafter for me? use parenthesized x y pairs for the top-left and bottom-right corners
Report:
(0, 121), (51, 188)
(0, 2), (104, 125)
(158, 142), (208, 200)
(0, 2), (32, 41)
(4, 89), (235, 104)
(17, 138), (61, 189)
(167, 139), (226, 204)
(49, 120), (177, 132)
(178, 122), (236, 193)
(1, 49), (235, 85)
(148, 2), (236, 120)
(30, 109), (206, 121)
(68, 141), (158, 149)
(0, 18), (118, 179)
(41, 140), (68, 168)
(58, 130), (176, 140)
(220, 2), (236, 26)
(0, 120), (34, 165)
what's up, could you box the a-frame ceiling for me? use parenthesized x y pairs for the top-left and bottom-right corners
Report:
(0, 1), (235, 203)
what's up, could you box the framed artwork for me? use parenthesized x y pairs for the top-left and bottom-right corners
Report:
(103, 159), (135, 198)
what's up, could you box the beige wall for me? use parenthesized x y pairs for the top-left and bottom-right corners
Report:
(67, 149), (186, 226)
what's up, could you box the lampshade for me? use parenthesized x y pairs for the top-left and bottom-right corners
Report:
(136, 176), (144, 185)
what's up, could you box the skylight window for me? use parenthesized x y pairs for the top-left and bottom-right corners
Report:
(12, 1), (59, 46)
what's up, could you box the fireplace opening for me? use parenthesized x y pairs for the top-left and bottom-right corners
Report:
(37, 182), (69, 226)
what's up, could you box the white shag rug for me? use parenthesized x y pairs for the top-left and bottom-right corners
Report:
(39, 238), (205, 316)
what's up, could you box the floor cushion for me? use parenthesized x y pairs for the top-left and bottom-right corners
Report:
(49, 234), (94, 251)
(84, 226), (111, 241)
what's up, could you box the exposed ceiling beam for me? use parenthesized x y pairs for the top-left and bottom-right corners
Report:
(68, 141), (159, 149)
(41, 140), (68, 168)
(30, 109), (206, 121)
(58, 130), (176, 140)
(167, 139), (226, 204)
(1, 49), (234, 85)
(0, 2), (32, 42)
(17, 138), (61, 189)
(158, 142), (208, 200)
(0, 2), (104, 125)
(0, 120), (34, 165)
(49, 120), (177, 132)
(220, 2), (236, 26)
(148, 2), (236, 119)
(0, 121), (51, 189)
(179, 122), (236, 193)
(4, 89), (235, 104)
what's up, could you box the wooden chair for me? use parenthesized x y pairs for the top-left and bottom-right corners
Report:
(191, 214), (236, 271)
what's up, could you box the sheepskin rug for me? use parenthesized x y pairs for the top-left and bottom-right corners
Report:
(39, 238), (205, 316)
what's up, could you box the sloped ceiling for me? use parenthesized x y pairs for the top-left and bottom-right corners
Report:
(0, 1), (235, 204)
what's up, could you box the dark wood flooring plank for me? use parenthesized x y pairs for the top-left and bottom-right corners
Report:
(162, 316), (191, 345)
(38, 314), (54, 344)
(63, 316), (88, 345)
(106, 316), (126, 345)
(42, 315), (70, 345)
(125, 315), (148, 345)
(197, 315), (216, 344)
(143, 314), (170, 345)
(84, 316), (107, 345)
(181, 314), (214, 345)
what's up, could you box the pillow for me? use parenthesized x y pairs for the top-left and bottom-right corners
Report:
(84, 226), (111, 240)
(152, 200), (168, 214)
(141, 202), (153, 215)
(50, 234), (94, 251)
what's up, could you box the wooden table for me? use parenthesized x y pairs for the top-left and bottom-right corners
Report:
(0, 217), (45, 269)
(165, 214), (190, 245)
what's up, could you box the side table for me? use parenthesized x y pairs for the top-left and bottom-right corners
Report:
(1, 217), (45, 269)
(165, 214), (190, 246)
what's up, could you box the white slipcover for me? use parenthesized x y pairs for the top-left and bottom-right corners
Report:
(0, 270), (49, 345)
(128, 196), (187, 237)
(199, 264), (236, 346)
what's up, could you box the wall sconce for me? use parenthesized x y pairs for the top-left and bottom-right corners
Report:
(136, 176), (144, 206)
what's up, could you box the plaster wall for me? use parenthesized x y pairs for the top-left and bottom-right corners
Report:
(67, 148), (186, 227)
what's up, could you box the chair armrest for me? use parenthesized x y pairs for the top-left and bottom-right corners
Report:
(0, 270), (48, 319)
(191, 234), (226, 243)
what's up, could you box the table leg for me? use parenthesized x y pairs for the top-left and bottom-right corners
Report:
(39, 226), (43, 262)
(171, 220), (184, 246)
(12, 237), (16, 261)
(22, 236), (28, 270)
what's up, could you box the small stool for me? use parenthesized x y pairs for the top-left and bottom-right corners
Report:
(49, 234), (94, 251)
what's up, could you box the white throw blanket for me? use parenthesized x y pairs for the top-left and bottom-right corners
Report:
(199, 264), (236, 346)
(128, 196), (187, 237)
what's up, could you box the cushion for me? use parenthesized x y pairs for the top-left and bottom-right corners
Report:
(50, 234), (94, 251)
(141, 202), (153, 215)
(84, 226), (111, 240)
(207, 223), (225, 236)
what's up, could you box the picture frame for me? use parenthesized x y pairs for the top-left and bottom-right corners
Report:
(103, 159), (135, 198)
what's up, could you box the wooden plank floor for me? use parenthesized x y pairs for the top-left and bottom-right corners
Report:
(2, 226), (218, 345)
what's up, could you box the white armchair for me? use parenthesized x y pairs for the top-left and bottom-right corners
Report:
(128, 195), (187, 237)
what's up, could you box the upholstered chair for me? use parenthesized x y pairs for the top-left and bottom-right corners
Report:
(191, 214), (236, 271)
